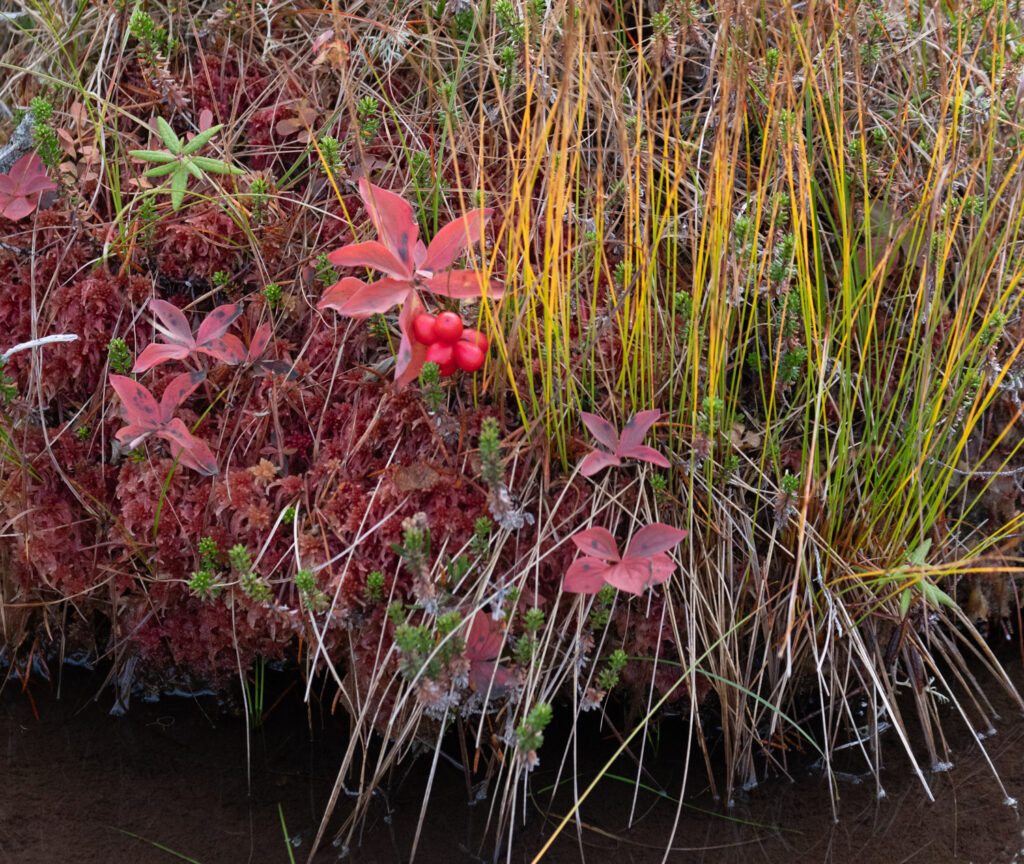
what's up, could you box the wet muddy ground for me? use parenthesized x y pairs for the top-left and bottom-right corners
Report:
(2, 660), (1023, 864)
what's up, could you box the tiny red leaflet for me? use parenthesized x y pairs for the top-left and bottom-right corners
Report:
(0, 153), (57, 221)
(464, 611), (512, 695)
(133, 299), (246, 373)
(245, 321), (296, 378)
(109, 372), (218, 475)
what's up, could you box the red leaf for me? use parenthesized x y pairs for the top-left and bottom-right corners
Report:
(317, 277), (367, 313)
(358, 178), (419, 273)
(154, 415), (204, 454)
(114, 423), (151, 449)
(247, 322), (272, 362)
(0, 153), (57, 221)
(165, 431), (219, 476)
(422, 209), (493, 273)
(579, 450), (621, 476)
(622, 523), (687, 560)
(147, 299), (195, 348)
(110, 374), (161, 427)
(195, 304), (243, 344)
(338, 278), (411, 318)
(422, 270), (503, 300)
(464, 611), (511, 694)
(570, 527), (620, 561)
(132, 342), (190, 373)
(394, 292), (428, 391)
(603, 558), (671, 595)
(465, 611), (503, 662)
(619, 409), (661, 456)
(627, 444), (671, 469)
(159, 371), (206, 422)
(581, 411), (620, 453)
(196, 334), (246, 365)
(563, 557), (610, 593)
(328, 240), (410, 280)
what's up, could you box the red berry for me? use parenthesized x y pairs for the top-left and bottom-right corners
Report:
(434, 311), (464, 344)
(454, 341), (486, 373)
(412, 313), (437, 344)
(459, 328), (489, 352)
(425, 341), (456, 376)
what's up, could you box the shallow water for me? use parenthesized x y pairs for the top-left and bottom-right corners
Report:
(2, 661), (1022, 864)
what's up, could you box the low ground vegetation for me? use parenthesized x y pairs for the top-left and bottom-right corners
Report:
(2, 0), (1024, 857)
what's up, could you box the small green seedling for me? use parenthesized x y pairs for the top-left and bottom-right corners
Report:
(130, 117), (245, 210)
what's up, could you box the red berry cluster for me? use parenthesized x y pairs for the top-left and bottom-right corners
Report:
(412, 311), (489, 376)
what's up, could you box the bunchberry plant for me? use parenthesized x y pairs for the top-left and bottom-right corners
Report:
(564, 523), (688, 595)
(317, 179), (502, 388)
(464, 611), (511, 692)
(129, 117), (245, 210)
(132, 299), (245, 371)
(0, 154), (57, 220)
(109, 372), (218, 474)
(579, 409), (671, 475)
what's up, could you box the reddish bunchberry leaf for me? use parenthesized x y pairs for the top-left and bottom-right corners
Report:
(317, 178), (502, 389)
(246, 321), (295, 378)
(0, 153), (57, 221)
(109, 372), (218, 475)
(563, 523), (687, 596)
(464, 611), (511, 695)
(579, 409), (671, 476)
(133, 299), (246, 372)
